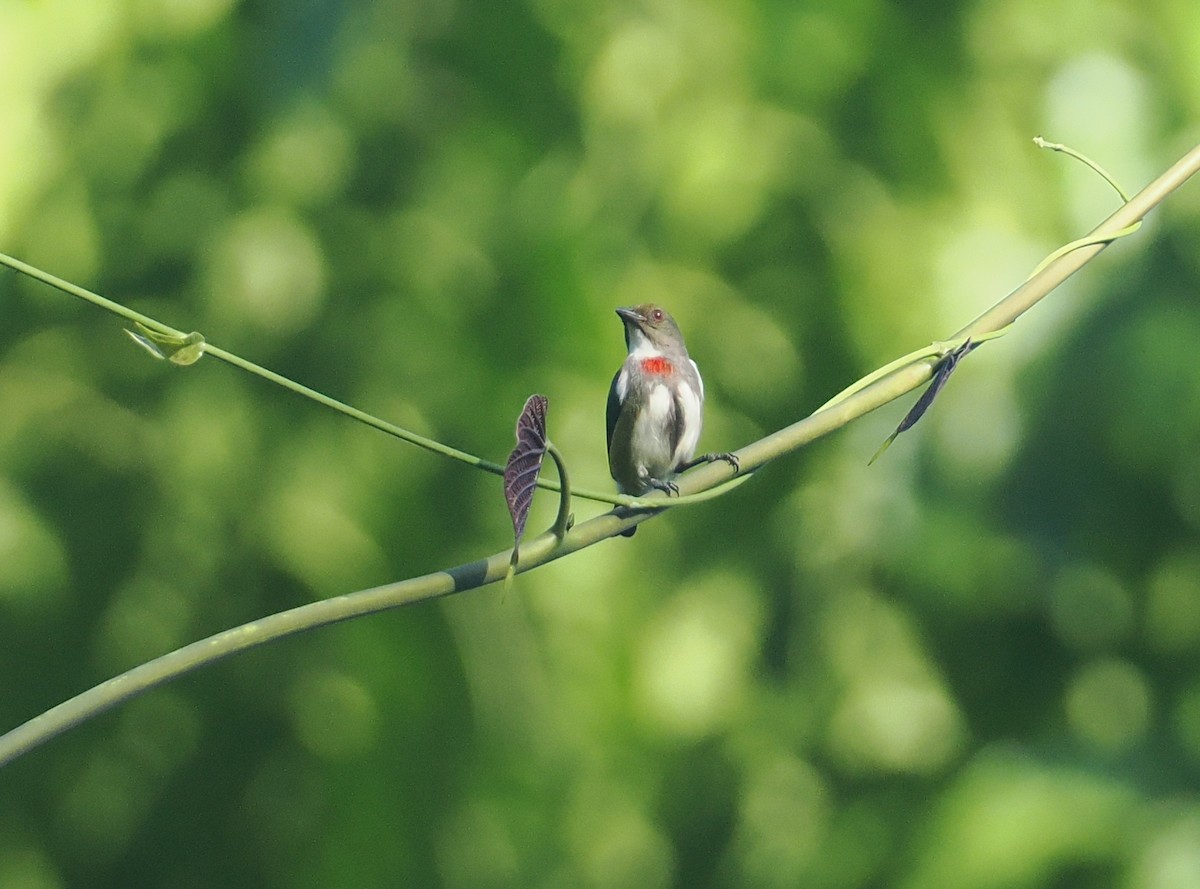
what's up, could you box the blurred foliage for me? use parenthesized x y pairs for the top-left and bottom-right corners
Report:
(3, 0), (1200, 887)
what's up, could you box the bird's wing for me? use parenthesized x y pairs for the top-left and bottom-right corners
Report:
(606, 367), (625, 451)
(671, 377), (703, 466)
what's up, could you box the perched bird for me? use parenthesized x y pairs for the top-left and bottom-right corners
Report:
(606, 304), (736, 533)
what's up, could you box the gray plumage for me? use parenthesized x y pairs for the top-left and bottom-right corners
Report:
(606, 304), (705, 495)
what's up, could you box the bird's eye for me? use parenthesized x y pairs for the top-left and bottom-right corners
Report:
(651, 309), (664, 321)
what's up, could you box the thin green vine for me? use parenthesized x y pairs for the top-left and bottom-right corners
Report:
(2, 137), (1198, 768)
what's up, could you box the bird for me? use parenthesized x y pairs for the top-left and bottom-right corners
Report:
(606, 304), (737, 534)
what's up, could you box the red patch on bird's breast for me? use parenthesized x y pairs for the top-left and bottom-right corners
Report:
(640, 356), (674, 375)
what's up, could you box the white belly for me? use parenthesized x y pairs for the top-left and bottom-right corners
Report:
(631, 381), (702, 480)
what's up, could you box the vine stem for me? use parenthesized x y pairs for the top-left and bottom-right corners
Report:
(2, 140), (1200, 768)
(0, 251), (641, 506)
(546, 443), (573, 540)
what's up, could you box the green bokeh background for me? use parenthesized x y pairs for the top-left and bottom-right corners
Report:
(3, 1), (1200, 887)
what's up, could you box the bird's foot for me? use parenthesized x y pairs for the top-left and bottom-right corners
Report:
(681, 452), (740, 473)
(647, 477), (680, 496)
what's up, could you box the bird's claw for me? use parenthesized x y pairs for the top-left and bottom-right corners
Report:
(711, 452), (739, 473)
(648, 478), (680, 496)
(690, 451), (739, 473)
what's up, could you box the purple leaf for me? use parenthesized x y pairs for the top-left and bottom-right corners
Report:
(504, 395), (549, 555)
(871, 338), (981, 464)
(896, 338), (980, 435)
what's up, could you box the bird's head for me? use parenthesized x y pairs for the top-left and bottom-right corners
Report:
(616, 304), (687, 356)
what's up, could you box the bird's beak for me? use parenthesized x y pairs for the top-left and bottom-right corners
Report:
(615, 306), (641, 324)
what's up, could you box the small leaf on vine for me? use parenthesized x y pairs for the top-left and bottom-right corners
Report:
(870, 338), (981, 464)
(504, 394), (550, 570)
(125, 323), (206, 366)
